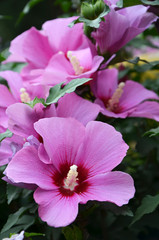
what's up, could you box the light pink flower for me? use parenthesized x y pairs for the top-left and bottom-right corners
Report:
(6, 92), (101, 138)
(92, 5), (158, 55)
(0, 71), (48, 128)
(4, 17), (103, 86)
(5, 117), (135, 227)
(93, 68), (159, 120)
(1, 93), (100, 166)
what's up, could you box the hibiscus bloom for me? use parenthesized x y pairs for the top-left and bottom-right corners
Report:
(5, 117), (135, 227)
(93, 68), (159, 120)
(4, 17), (103, 86)
(92, 5), (158, 55)
(0, 71), (47, 128)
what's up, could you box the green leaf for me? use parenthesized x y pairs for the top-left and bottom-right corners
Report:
(141, 0), (159, 5)
(16, 0), (44, 25)
(7, 185), (22, 204)
(125, 57), (149, 65)
(26, 97), (46, 108)
(69, 5), (110, 28)
(134, 60), (159, 72)
(130, 194), (159, 225)
(123, 0), (141, 7)
(25, 232), (45, 237)
(46, 78), (91, 105)
(0, 129), (13, 143)
(144, 127), (159, 137)
(62, 225), (82, 240)
(1, 206), (30, 233)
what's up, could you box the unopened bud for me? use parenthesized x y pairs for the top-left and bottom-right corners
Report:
(94, 0), (106, 16)
(81, 2), (96, 20)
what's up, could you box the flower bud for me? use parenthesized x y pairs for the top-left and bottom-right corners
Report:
(81, 2), (96, 20)
(94, 0), (106, 16)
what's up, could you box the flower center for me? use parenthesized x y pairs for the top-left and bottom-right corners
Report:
(107, 82), (125, 112)
(67, 51), (84, 75)
(63, 164), (78, 191)
(20, 88), (31, 103)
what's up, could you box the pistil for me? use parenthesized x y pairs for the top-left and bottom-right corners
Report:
(64, 165), (78, 191)
(20, 88), (31, 103)
(107, 82), (125, 111)
(67, 51), (84, 75)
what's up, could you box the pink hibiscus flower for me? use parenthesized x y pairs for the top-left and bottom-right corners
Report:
(0, 92), (100, 167)
(93, 68), (159, 120)
(92, 5), (158, 55)
(0, 71), (48, 128)
(4, 17), (103, 86)
(5, 117), (135, 227)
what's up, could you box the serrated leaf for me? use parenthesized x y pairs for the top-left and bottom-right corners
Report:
(46, 78), (91, 105)
(62, 225), (82, 240)
(69, 5), (110, 28)
(0, 129), (13, 143)
(130, 194), (159, 225)
(26, 97), (46, 108)
(7, 184), (22, 204)
(141, 0), (159, 5)
(144, 127), (159, 137)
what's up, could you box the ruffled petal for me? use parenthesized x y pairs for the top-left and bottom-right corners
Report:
(75, 121), (128, 176)
(79, 171), (135, 206)
(34, 117), (85, 168)
(57, 93), (100, 125)
(34, 188), (79, 227)
(5, 145), (57, 190)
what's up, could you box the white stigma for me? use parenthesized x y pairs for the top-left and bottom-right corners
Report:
(107, 82), (125, 111)
(64, 165), (78, 191)
(20, 88), (31, 103)
(67, 51), (84, 75)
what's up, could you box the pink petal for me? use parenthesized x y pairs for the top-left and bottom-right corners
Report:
(95, 68), (118, 99)
(22, 27), (54, 68)
(119, 80), (159, 110)
(79, 171), (135, 206)
(0, 84), (16, 107)
(75, 121), (129, 176)
(57, 93), (101, 125)
(0, 71), (23, 101)
(6, 103), (44, 138)
(41, 53), (73, 85)
(34, 117), (85, 168)
(92, 8), (129, 54)
(3, 30), (28, 63)
(34, 188), (79, 227)
(42, 17), (88, 53)
(5, 146), (57, 190)
(129, 101), (159, 121)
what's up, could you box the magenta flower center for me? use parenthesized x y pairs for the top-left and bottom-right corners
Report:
(52, 163), (89, 197)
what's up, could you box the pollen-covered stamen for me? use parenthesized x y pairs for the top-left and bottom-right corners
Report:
(67, 51), (84, 75)
(64, 165), (78, 191)
(107, 82), (125, 111)
(20, 88), (31, 103)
